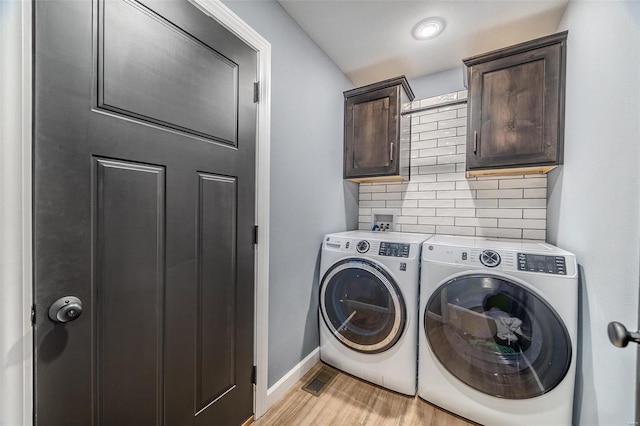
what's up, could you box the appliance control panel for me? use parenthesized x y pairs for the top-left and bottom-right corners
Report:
(517, 253), (566, 275)
(378, 242), (410, 258)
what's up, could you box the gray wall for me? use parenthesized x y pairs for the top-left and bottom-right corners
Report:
(547, 2), (640, 425)
(408, 67), (465, 100)
(222, 0), (358, 387)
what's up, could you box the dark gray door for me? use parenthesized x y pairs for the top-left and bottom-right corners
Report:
(33, 1), (257, 424)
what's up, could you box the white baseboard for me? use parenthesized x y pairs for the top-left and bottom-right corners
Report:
(264, 347), (320, 411)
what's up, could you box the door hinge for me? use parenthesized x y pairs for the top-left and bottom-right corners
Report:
(253, 225), (258, 245)
(251, 365), (257, 384)
(253, 82), (260, 103)
(31, 304), (36, 326)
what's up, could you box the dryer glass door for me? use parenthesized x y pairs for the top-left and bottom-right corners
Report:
(320, 258), (406, 354)
(425, 274), (571, 399)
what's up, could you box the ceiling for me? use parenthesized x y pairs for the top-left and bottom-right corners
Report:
(277, 0), (569, 86)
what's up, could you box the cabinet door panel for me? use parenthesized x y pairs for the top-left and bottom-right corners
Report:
(480, 59), (545, 158)
(352, 97), (391, 170)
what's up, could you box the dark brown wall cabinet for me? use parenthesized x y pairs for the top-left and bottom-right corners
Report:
(464, 31), (567, 177)
(344, 76), (415, 182)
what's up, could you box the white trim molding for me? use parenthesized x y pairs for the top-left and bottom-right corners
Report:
(266, 347), (320, 409)
(188, 0), (272, 419)
(0, 0), (33, 425)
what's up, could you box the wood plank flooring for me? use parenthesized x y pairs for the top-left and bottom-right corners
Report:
(254, 363), (478, 426)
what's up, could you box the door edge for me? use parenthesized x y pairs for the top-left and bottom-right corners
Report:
(1, 0), (34, 425)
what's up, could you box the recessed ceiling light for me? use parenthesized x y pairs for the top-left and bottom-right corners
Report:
(413, 17), (446, 40)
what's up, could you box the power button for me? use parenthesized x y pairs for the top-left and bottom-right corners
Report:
(462, 252), (468, 261)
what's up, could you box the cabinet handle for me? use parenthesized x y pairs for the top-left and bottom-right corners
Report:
(390, 142), (394, 162)
(473, 131), (479, 155)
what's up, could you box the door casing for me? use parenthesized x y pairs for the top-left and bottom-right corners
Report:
(0, 0), (271, 422)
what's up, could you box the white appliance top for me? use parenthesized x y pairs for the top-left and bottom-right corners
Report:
(323, 231), (432, 260)
(325, 230), (432, 244)
(425, 234), (572, 255)
(423, 235), (577, 278)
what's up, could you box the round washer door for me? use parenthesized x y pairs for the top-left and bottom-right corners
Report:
(424, 274), (572, 399)
(320, 258), (406, 354)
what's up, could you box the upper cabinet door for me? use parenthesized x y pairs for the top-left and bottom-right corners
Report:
(464, 32), (567, 177)
(344, 76), (414, 183)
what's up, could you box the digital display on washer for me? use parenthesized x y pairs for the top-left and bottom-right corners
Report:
(379, 242), (410, 258)
(517, 253), (566, 275)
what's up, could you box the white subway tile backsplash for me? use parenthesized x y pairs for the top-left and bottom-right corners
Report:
(403, 191), (437, 200)
(499, 178), (547, 189)
(419, 146), (457, 157)
(476, 209), (523, 218)
(396, 216), (418, 225)
(386, 200), (418, 208)
(413, 122), (439, 133)
(523, 229), (546, 240)
(524, 188), (547, 198)
(436, 172), (467, 182)
(436, 208), (475, 217)
(499, 198), (547, 208)
(419, 128), (457, 141)
(419, 110), (457, 124)
(412, 157), (438, 167)
(356, 91), (547, 241)
(523, 209), (547, 219)
(418, 182), (456, 191)
(418, 216), (455, 226)
(437, 190), (476, 199)
(476, 189), (524, 199)
(455, 180), (499, 190)
(499, 218), (546, 229)
(437, 154), (466, 165)
(408, 174), (438, 183)
(436, 226), (476, 236)
(437, 136), (466, 147)
(455, 217), (498, 228)
(400, 224), (436, 233)
(418, 200), (456, 208)
(372, 192), (401, 200)
(402, 208), (436, 216)
(360, 184), (387, 193)
(419, 164), (457, 175)
(412, 140), (439, 150)
(477, 227), (522, 239)
(455, 199), (499, 208)
(359, 200), (386, 208)
(438, 117), (467, 130)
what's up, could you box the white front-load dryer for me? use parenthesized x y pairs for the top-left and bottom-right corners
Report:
(319, 231), (431, 396)
(419, 235), (578, 425)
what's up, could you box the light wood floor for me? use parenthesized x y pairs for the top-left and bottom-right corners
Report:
(254, 363), (478, 426)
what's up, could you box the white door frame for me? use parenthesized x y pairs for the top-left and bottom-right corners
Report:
(0, 0), (271, 423)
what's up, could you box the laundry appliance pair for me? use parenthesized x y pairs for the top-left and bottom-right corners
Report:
(319, 231), (578, 426)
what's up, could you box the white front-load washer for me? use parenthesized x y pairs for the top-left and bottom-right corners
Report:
(319, 231), (431, 396)
(419, 235), (578, 425)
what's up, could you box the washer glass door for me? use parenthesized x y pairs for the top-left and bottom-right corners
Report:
(320, 258), (406, 354)
(425, 274), (571, 399)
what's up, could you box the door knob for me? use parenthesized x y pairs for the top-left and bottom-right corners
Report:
(48, 296), (83, 323)
(607, 321), (640, 348)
